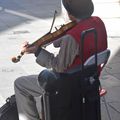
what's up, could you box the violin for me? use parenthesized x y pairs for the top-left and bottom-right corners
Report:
(11, 11), (76, 63)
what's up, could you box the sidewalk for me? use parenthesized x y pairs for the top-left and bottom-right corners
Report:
(0, 0), (120, 119)
(93, 0), (120, 119)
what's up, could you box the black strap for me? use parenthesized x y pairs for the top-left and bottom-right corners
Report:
(80, 28), (98, 74)
(80, 28), (100, 120)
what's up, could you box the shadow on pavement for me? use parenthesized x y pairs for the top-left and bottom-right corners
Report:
(0, 0), (61, 32)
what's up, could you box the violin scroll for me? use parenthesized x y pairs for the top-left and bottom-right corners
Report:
(11, 52), (24, 63)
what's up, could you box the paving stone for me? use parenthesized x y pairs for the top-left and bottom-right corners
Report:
(101, 101), (120, 120)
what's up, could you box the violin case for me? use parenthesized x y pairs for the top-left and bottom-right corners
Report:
(0, 95), (19, 120)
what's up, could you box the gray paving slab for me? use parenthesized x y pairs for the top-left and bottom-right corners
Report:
(0, 0), (120, 119)
(101, 102), (120, 120)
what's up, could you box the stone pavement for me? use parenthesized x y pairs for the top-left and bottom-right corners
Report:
(0, 0), (120, 119)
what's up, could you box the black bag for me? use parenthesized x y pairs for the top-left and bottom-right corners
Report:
(39, 28), (101, 120)
(0, 95), (19, 120)
(54, 28), (100, 120)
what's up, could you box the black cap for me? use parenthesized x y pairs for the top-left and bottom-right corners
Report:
(62, 0), (94, 19)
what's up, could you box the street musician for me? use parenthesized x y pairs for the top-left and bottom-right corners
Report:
(14, 0), (107, 120)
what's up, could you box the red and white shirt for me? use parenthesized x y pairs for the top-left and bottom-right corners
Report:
(36, 16), (107, 73)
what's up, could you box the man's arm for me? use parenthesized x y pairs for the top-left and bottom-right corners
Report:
(36, 34), (79, 73)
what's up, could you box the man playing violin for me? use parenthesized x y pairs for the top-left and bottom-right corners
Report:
(14, 0), (107, 120)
